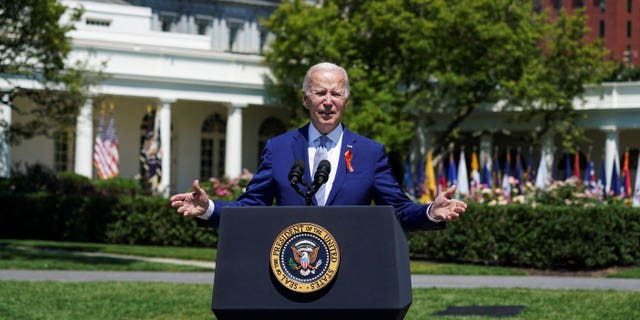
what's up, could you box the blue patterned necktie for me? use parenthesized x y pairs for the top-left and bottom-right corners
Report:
(314, 135), (330, 205)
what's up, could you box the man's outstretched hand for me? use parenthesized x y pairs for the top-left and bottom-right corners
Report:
(428, 185), (467, 221)
(170, 179), (210, 217)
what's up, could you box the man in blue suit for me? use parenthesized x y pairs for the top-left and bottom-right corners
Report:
(170, 62), (466, 230)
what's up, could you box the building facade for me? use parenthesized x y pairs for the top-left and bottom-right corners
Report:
(0, 0), (638, 196)
(541, 0), (640, 66)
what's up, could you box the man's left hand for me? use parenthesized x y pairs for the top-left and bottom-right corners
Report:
(429, 185), (467, 221)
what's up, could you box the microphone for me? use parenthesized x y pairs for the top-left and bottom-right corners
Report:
(311, 159), (331, 190)
(288, 160), (305, 186)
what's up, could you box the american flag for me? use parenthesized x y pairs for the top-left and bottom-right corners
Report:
(93, 106), (120, 179)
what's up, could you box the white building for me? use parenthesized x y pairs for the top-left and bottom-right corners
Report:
(1, 0), (638, 195)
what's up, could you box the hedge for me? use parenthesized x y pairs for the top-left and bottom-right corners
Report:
(407, 203), (640, 270)
(0, 192), (216, 247)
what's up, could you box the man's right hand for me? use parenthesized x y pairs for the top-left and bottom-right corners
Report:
(170, 179), (210, 217)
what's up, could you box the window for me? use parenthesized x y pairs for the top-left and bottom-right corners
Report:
(200, 114), (226, 179)
(257, 117), (286, 164)
(599, 0), (606, 13)
(554, 0), (563, 10)
(159, 12), (177, 32)
(259, 28), (269, 55)
(227, 19), (244, 52)
(54, 131), (73, 173)
(599, 20), (605, 37)
(533, 0), (542, 12)
(86, 18), (111, 27)
(195, 16), (211, 35)
(624, 45), (632, 64)
(628, 21), (632, 38)
(575, 0), (584, 8)
(628, 0), (632, 13)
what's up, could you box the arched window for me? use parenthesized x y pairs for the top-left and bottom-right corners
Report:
(201, 113), (226, 179)
(258, 117), (286, 163)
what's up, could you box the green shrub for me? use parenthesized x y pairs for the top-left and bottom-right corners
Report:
(407, 203), (640, 270)
(105, 195), (216, 247)
(93, 176), (142, 197)
(57, 172), (95, 195)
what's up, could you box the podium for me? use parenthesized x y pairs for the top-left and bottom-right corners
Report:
(211, 206), (412, 320)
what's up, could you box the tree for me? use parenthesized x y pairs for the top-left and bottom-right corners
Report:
(506, 8), (615, 151)
(0, 0), (101, 145)
(263, 0), (613, 156)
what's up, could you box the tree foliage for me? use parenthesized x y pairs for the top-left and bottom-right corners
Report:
(0, 0), (101, 145)
(263, 0), (613, 155)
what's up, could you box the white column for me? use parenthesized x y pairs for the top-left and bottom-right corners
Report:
(159, 99), (173, 197)
(74, 98), (94, 178)
(603, 126), (619, 193)
(225, 103), (244, 178)
(0, 94), (12, 178)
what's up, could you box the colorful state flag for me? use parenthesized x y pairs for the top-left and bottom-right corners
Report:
(621, 150), (632, 198)
(514, 149), (523, 193)
(457, 150), (469, 196)
(420, 149), (436, 203)
(447, 151), (457, 189)
(573, 150), (581, 187)
(481, 158), (492, 188)
(436, 153), (447, 195)
(403, 156), (414, 198)
(492, 148), (501, 190)
(564, 152), (572, 181)
(610, 160), (620, 196)
(535, 151), (549, 189)
(633, 154), (640, 207)
(502, 151), (511, 197)
(470, 150), (480, 194)
(526, 147), (535, 182)
(93, 103), (119, 179)
(583, 150), (596, 191)
(597, 158), (606, 199)
(414, 157), (425, 198)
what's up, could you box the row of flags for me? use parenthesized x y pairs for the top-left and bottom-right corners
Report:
(92, 103), (163, 194)
(404, 147), (640, 207)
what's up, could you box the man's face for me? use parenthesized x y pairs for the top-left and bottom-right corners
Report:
(302, 69), (349, 135)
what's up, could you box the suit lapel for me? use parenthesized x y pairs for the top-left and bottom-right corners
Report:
(326, 126), (357, 205)
(292, 124), (311, 183)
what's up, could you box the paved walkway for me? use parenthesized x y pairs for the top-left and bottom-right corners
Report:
(2, 250), (639, 291)
(1, 270), (639, 291)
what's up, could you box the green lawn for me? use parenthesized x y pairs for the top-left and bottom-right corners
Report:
(0, 281), (638, 320)
(0, 239), (216, 261)
(0, 243), (210, 272)
(1, 239), (638, 278)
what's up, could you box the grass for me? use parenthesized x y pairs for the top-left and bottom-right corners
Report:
(0, 244), (210, 272)
(409, 260), (527, 276)
(1, 239), (638, 278)
(0, 281), (638, 320)
(0, 239), (216, 261)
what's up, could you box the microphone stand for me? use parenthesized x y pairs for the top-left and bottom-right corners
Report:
(290, 179), (317, 206)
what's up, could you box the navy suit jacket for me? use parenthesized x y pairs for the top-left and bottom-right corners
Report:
(202, 123), (444, 231)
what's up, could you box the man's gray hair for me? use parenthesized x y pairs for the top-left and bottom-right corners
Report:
(302, 62), (350, 98)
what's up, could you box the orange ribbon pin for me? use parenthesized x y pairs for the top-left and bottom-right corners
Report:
(344, 149), (354, 172)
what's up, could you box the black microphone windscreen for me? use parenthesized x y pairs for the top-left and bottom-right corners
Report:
(314, 159), (331, 182)
(288, 160), (305, 185)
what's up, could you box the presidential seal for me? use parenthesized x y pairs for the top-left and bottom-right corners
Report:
(270, 222), (340, 293)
